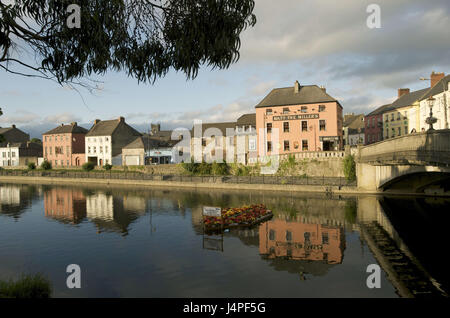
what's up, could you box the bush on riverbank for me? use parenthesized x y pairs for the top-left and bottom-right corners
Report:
(343, 155), (356, 181)
(82, 162), (95, 171)
(0, 274), (52, 298)
(40, 160), (52, 170)
(27, 162), (36, 170)
(103, 164), (113, 171)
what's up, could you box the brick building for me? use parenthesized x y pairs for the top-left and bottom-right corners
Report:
(364, 104), (390, 145)
(255, 81), (343, 157)
(43, 122), (88, 167)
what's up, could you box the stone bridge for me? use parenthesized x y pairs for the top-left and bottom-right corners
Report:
(356, 130), (450, 194)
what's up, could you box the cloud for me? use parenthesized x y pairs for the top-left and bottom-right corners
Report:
(44, 113), (82, 124)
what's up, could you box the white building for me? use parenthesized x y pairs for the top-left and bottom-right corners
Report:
(0, 142), (42, 167)
(85, 117), (142, 166)
(418, 75), (450, 131)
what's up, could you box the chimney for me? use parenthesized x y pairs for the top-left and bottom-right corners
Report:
(61, 123), (64, 127)
(431, 71), (445, 88)
(12, 124), (16, 129)
(320, 85), (326, 93)
(118, 116), (125, 123)
(94, 119), (101, 125)
(398, 88), (410, 98)
(294, 80), (300, 93)
(71, 122), (77, 126)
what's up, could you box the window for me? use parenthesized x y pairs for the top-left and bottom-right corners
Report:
(267, 123), (272, 133)
(88, 147), (91, 154)
(100, 146), (103, 153)
(319, 120), (326, 131)
(266, 109), (273, 115)
(385, 115), (389, 122)
(391, 128), (395, 137)
(66, 146), (69, 155)
(286, 231), (292, 242)
(105, 146), (108, 153)
(294, 141), (299, 149)
(322, 232), (329, 245)
(283, 108), (289, 114)
(391, 113), (394, 121)
(55, 136), (58, 141)
(301, 106), (307, 113)
(301, 121), (308, 132)
(386, 129), (389, 138)
(67, 160), (69, 166)
(202, 139), (206, 147)
(319, 105), (326, 112)
(283, 122), (289, 133)
(284, 140), (290, 151)
(398, 127), (401, 136)
(267, 141), (272, 152)
(249, 139), (256, 151)
(2, 152), (5, 158)
(45, 147), (47, 156)
(93, 146), (96, 153)
(11, 152), (15, 157)
(397, 113), (401, 120)
(372, 118), (375, 128)
(302, 140), (308, 151)
(269, 229), (275, 241)
(405, 126), (408, 134)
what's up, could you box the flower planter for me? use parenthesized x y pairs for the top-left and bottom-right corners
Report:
(203, 204), (273, 231)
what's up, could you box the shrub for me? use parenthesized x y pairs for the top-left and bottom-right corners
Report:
(103, 164), (112, 171)
(40, 160), (52, 170)
(27, 162), (36, 170)
(211, 161), (229, 176)
(343, 155), (356, 181)
(82, 162), (95, 172)
(0, 274), (52, 298)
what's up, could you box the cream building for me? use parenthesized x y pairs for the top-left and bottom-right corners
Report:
(418, 74), (450, 131)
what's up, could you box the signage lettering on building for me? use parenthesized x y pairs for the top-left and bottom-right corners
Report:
(273, 114), (319, 121)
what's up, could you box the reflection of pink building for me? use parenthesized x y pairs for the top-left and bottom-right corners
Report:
(43, 122), (88, 167)
(44, 188), (86, 223)
(259, 218), (345, 264)
(256, 81), (343, 155)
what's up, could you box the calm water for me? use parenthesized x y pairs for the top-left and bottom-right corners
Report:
(0, 182), (449, 298)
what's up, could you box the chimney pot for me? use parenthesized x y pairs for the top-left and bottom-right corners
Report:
(398, 88), (410, 98)
(12, 124), (16, 129)
(294, 80), (300, 93)
(118, 116), (125, 122)
(94, 119), (100, 125)
(71, 122), (77, 126)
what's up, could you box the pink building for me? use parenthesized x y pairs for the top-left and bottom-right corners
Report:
(255, 81), (343, 156)
(43, 122), (88, 167)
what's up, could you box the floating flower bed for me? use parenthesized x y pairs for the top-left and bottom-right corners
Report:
(203, 204), (273, 230)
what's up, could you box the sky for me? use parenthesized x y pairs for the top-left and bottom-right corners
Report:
(1, 0), (450, 138)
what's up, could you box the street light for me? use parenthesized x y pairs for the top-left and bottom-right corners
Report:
(425, 96), (437, 131)
(420, 77), (448, 129)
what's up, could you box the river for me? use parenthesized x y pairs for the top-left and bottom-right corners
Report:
(0, 182), (448, 298)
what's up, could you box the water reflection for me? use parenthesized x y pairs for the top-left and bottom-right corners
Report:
(1, 182), (449, 297)
(0, 184), (40, 219)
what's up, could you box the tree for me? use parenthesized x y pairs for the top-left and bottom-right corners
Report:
(0, 1), (256, 89)
(0, 108), (4, 143)
(30, 138), (42, 144)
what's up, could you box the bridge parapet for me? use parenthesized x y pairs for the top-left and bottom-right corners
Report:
(358, 130), (450, 166)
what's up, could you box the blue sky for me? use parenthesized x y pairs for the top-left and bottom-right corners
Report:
(1, 0), (450, 138)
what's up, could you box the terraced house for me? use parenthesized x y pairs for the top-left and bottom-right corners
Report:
(43, 122), (88, 167)
(418, 73), (450, 131)
(85, 117), (141, 166)
(383, 88), (428, 139)
(255, 81), (343, 156)
(364, 104), (391, 145)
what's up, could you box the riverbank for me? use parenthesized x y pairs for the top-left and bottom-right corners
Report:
(0, 174), (360, 195)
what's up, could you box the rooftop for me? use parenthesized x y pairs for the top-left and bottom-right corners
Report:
(43, 122), (88, 135)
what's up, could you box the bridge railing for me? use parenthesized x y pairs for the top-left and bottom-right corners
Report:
(358, 130), (450, 165)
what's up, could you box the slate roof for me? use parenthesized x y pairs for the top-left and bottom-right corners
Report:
(86, 119), (141, 137)
(344, 114), (365, 130)
(43, 123), (88, 135)
(419, 75), (450, 101)
(385, 88), (429, 112)
(255, 85), (339, 108)
(236, 113), (256, 126)
(0, 126), (29, 143)
(190, 122), (236, 136)
(124, 135), (178, 150)
(366, 104), (392, 116)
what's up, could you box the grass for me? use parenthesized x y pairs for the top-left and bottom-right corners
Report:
(0, 274), (52, 298)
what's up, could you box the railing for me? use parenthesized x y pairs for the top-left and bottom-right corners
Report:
(0, 170), (356, 187)
(278, 151), (345, 161)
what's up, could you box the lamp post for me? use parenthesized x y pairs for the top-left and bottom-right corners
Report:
(420, 77), (448, 129)
(425, 96), (437, 131)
